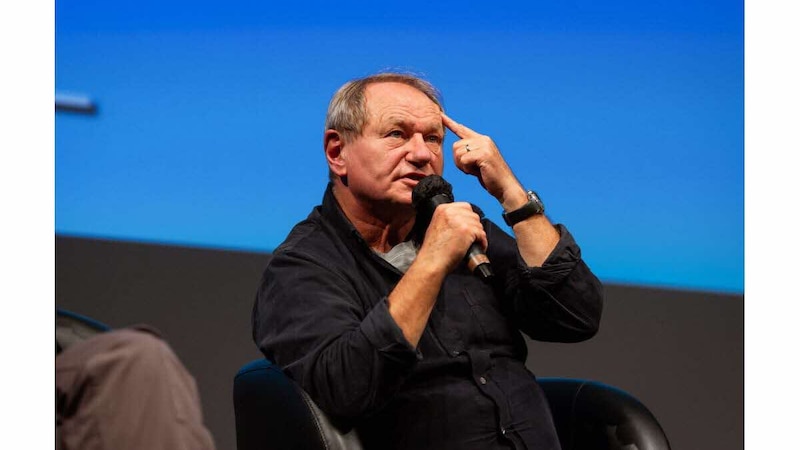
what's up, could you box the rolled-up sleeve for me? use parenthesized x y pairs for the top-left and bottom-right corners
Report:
(490, 223), (604, 343)
(253, 250), (419, 421)
(361, 298), (423, 364)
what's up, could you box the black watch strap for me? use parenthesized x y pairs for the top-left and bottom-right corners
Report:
(502, 190), (545, 227)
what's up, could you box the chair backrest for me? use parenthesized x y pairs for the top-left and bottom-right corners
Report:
(538, 378), (671, 450)
(233, 359), (363, 450)
(232, 358), (669, 450)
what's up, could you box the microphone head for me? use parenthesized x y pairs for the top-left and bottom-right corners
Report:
(412, 175), (453, 210)
(411, 175), (454, 244)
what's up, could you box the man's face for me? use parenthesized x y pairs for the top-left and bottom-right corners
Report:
(339, 82), (445, 207)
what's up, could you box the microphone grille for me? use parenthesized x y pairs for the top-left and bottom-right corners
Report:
(412, 175), (453, 209)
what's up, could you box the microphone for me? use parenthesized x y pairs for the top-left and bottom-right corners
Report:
(411, 175), (494, 280)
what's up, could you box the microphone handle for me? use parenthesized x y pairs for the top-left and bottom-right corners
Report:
(422, 195), (494, 280)
(466, 244), (493, 279)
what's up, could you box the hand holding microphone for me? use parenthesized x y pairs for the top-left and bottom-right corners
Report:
(412, 175), (493, 280)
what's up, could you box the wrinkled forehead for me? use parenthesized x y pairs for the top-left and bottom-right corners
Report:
(364, 82), (443, 127)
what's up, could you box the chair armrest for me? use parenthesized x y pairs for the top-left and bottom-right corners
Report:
(538, 378), (671, 450)
(233, 359), (362, 450)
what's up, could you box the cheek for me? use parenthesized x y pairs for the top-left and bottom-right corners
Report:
(380, 151), (408, 173)
(347, 153), (393, 185)
(432, 155), (444, 174)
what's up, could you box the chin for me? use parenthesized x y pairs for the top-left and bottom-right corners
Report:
(390, 195), (413, 207)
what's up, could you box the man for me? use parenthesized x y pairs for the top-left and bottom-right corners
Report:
(252, 72), (603, 449)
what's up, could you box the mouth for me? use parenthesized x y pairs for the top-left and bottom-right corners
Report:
(401, 173), (429, 184)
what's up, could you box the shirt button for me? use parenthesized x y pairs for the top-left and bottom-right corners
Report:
(479, 376), (487, 385)
(501, 427), (507, 435)
(451, 350), (460, 357)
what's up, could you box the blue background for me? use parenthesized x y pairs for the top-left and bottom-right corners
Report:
(55, 0), (743, 294)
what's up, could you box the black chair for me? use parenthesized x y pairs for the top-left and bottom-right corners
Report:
(233, 359), (670, 450)
(233, 359), (363, 450)
(538, 378), (671, 450)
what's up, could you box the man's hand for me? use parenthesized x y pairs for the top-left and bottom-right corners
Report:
(442, 111), (559, 267)
(388, 200), (486, 348)
(442, 112), (528, 211)
(417, 202), (488, 275)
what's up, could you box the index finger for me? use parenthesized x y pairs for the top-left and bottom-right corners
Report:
(441, 112), (478, 139)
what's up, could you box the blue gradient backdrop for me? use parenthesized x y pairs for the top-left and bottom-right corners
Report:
(55, 1), (743, 294)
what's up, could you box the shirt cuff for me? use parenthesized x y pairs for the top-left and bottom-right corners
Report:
(519, 224), (582, 287)
(360, 297), (423, 365)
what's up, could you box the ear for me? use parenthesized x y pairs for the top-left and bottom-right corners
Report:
(324, 129), (347, 179)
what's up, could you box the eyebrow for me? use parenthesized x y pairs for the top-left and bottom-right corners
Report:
(382, 116), (444, 134)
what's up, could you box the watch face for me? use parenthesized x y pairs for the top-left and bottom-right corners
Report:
(527, 191), (544, 212)
(503, 190), (545, 226)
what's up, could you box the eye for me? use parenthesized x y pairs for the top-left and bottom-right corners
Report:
(425, 135), (443, 144)
(387, 130), (404, 138)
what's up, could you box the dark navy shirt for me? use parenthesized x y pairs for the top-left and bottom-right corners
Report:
(252, 183), (604, 450)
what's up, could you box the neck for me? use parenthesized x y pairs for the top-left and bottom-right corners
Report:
(332, 183), (415, 252)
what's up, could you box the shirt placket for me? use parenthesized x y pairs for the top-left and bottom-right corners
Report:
(465, 349), (526, 449)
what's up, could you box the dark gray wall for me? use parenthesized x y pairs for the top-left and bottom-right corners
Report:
(56, 236), (743, 450)
(526, 284), (743, 450)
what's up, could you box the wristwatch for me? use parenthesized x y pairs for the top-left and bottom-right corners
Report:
(502, 190), (545, 227)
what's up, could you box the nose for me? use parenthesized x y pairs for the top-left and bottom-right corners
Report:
(406, 133), (433, 166)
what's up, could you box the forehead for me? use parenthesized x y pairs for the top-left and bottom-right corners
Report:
(364, 82), (442, 125)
